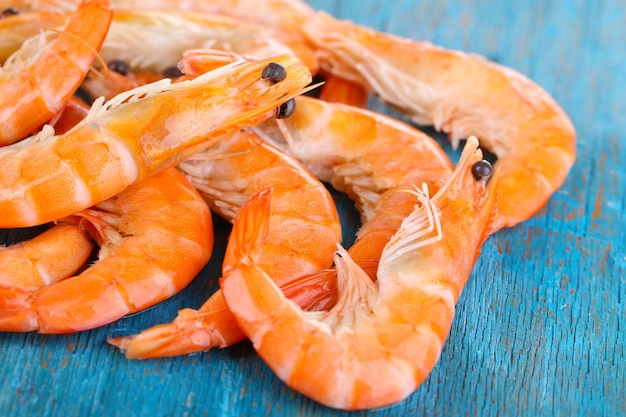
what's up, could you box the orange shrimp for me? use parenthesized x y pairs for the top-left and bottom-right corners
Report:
(0, 167), (213, 333)
(220, 136), (497, 410)
(108, 130), (342, 358)
(0, 54), (312, 228)
(0, 0), (113, 145)
(0, 221), (93, 291)
(253, 95), (454, 282)
(293, 10), (576, 231)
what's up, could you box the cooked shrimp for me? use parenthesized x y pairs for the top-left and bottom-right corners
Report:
(0, 221), (93, 291)
(0, 55), (312, 228)
(220, 136), (497, 410)
(108, 130), (342, 358)
(0, 0), (112, 145)
(253, 95), (453, 281)
(0, 167), (213, 333)
(294, 11), (576, 230)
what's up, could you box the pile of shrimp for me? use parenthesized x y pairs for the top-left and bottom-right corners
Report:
(0, 0), (575, 410)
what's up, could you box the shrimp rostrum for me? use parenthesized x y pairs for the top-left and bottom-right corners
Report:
(220, 136), (498, 410)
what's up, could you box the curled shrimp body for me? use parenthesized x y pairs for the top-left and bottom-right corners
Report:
(0, 167), (213, 333)
(255, 95), (453, 281)
(220, 137), (497, 410)
(0, 0), (113, 145)
(294, 11), (576, 230)
(108, 130), (342, 359)
(0, 55), (312, 228)
(0, 221), (93, 291)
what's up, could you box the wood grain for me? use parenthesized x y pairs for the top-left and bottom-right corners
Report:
(1, 1), (624, 416)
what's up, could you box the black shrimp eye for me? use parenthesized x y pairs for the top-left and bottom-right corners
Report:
(471, 160), (493, 181)
(262, 62), (287, 84)
(162, 66), (183, 79)
(0, 7), (20, 18)
(107, 59), (130, 76)
(276, 98), (296, 119)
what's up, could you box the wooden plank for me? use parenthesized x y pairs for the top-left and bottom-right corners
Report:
(1, 0), (624, 416)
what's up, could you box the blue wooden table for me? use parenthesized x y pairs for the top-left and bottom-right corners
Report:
(1, 1), (624, 416)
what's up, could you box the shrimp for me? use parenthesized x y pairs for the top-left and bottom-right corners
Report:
(0, 167), (213, 333)
(0, 0), (113, 145)
(220, 136), (497, 410)
(0, 54), (312, 228)
(253, 95), (454, 281)
(0, 221), (93, 291)
(293, 10), (576, 231)
(108, 130), (342, 358)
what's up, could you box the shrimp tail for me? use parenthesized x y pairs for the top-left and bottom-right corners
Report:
(0, 286), (38, 331)
(222, 188), (273, 275)
(108, 294), (245, 359)
(219, 189), (287, 339)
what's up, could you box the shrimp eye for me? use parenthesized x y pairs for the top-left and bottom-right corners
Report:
(262, 62), (287, 84)
(276, 98), (296, 119)
(471, 160), (493, 181)
(107, 59), (130, 76)
(163, 66), (183, 79)
(0, 7), (20, 17)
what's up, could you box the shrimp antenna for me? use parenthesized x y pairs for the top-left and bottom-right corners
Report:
(381, 183), (442, 266)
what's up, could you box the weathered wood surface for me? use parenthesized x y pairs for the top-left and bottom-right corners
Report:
(1, 1), (624, 416)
